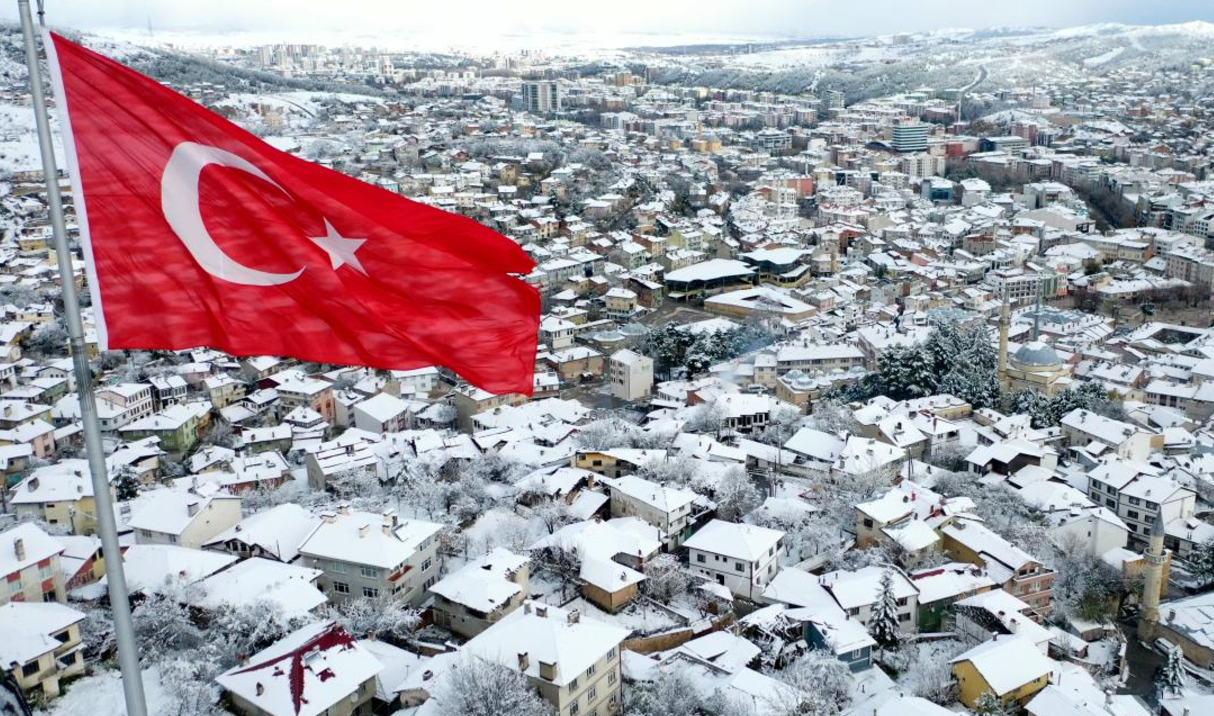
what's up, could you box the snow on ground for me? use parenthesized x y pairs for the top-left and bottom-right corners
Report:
(563, 595), (686, 636)
(460, 507), (544, 557)
(37, 667), (173, 716)
(1083, 46), (1127, 67)
(725, 43), (908, 69)
(0, 102), (62, 174)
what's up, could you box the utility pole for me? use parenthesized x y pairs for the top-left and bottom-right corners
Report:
(16, 3), (148, 715)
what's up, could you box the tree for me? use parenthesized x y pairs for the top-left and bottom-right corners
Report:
(626, 669), (728, 716)
(432, 657), (553, 716)
(1187, 538), (1214, 586)
(643, 554), (694, 605)
(810, 398), (860, 435)
(1155, 645), (1187, 700)
(114, 467), (141, 501)
(753, 404), (803, 447)
(329, 595), (421, 643)
(131, 591), (204, 665)
(714, 466), (761, 522)
(870, 569), (902, 649)
(974, 691), (1009, 716)
(771, 650), (851, 715)
(530, 500), (573, 535)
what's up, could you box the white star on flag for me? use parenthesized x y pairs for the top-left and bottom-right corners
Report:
(310, 218), (368, 275)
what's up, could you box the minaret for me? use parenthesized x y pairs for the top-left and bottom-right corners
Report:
(997, 287), (1010, 387)
(1139, 513), (1166, 639)
(1032, 284), (1042, 343)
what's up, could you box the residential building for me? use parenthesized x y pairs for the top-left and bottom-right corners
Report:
(684, 519), (784, 600)
(430, 548), (529, 638)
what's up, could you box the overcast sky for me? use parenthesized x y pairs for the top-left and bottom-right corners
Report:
(4, 0), (1213, 45)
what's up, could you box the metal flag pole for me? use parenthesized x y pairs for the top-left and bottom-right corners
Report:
(15, 2), (149, 715)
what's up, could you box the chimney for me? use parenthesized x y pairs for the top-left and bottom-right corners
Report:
(524, 602), (532, 615)
(337, 502), (352, 516)
(517, 652), (530, 672)
(320, 511), (337, 524)
(255, 683), (264, 697)
(567, 609), (581, 625)
(536, 605), (548, 618)
(359, 523), (371, 538)
(13, 538), (25, 561)
(187, 500), (201, 517)
(538, 660), (557, 681)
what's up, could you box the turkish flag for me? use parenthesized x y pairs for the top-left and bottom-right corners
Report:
(46, 32), (540, 395)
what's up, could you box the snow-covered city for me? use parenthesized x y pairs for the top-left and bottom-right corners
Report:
(2, 2), (1214, 716)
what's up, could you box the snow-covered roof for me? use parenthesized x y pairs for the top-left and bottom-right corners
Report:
(217, 621), (382, 716)
(461, 601), (628, 688)
(0, 522), (64, 577)
(204, 503), (321, 563)
(298, 510), (441, 570)
(430, 548), (527, 612)
(0, 602), (85, 667)
(193, 557), (326, 617)
(950, 636), (1055, 696)
(683, 520), (783, 562)
(115, 544), (237, 595)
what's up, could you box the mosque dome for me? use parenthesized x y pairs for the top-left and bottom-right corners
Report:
(1012, 341), (1061, 368)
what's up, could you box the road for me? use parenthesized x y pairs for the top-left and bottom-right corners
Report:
(959, 65), (988, 95)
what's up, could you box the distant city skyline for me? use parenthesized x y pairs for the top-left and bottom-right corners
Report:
(3, 0), (1214, 48)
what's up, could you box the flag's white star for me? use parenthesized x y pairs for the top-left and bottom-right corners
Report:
(309, 218), (367, 276)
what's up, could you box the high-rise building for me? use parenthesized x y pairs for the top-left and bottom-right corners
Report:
(891, 120), (929, 152)
(519, 80), (561, 115)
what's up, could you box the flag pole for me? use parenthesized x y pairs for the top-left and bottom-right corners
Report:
(15, 3), (149, 715)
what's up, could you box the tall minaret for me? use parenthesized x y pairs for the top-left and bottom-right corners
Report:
(997, 287), (1010, 386)
(1139, 513), (1166, 638)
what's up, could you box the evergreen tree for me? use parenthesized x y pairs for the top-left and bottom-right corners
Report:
(1156, 645), (1187, 699)
(974, 691), (1008, 716)
(870, 569), (902, 649)
(114, 467), (140, 501)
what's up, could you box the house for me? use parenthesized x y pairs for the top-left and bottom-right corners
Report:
(203, 373), (245, 409)
(57, 535), (105, 591)
(909, 562), (996, 633)
(574, 448), (664, 478)
(941, 518), (1056, 619)
(352, 393), (412, 434)
(216, 621), (381, 716)
(820, 566), (919, 635)
(603, 474), (700, 549)
(461, 601), (629, 716)
(1025, 662), (1151, 716)
(192, 558), (327, 619)
(128, 490), (243, 549)
(118, 402), (210, 460)
(297, 507), (442, 606)
(430, 548), (529, 638)
(530, 519), (660, 612)
(954, 589), (1053, 654)
(9, 460), (117, 535)
(0, 523), (66, 605)
(684, 520), (784, 600)
(608, 349), (653, 401)
(204, 504), (322, 563)
(1085, 459), (1196, 546)
(1060, 409), (1152, 462)
(0, 602), (86, 699)
(951, 636), (1056, 711)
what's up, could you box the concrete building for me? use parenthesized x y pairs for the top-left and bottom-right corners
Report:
(608, 349), (653, 401)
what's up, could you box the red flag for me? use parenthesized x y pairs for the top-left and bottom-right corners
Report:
(46, 32), (540, 395)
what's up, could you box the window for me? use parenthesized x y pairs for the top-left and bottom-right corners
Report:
(696, 554), (706, 563)
(1127, 510), (1139, 520)
(735, 561), (745, 572)
(862, 518), (874, 528)
(608, 648), (616, 659)
(586, 664), (596, 677)
(896, 597), (907, 607)
(899, 613), (911, 622)
(333, 581), (350, 594)
(363, 587), (380, 598)
(1128, 497), (1141, 506)
(331, 561), (347, 573)
(22, 662), (39, 677)
(422, 558), (433, 571)
(588, 686), (597, 700)
(360, 566), (380, 579)
(1105, 499), (1116, 509)
(53, 630), (71, 644)
(608, 670), (617, 685)
(570, 677), (578, 690)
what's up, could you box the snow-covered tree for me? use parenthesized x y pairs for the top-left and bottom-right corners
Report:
(771, 650), (851, 716)
(432, 657), (553, 716)
(530, 499), (574, 535)
(974, 690), (1009, 716)
(626, 668), (728, 716)
(1155, 644), (1187, 700)
(753, 404), (803, 446)
(131, 591), (204, 665)
(329, 595), (421, 643)
(810, 398), (860, 435)
(885, 639), (965, 704)
(1187, 538), (1214, 586)
(643, 554), (694, 605)
(714, 466), (761, 522)
(870, 569), (902, 649)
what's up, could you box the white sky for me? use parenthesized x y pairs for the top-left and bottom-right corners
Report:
(3, 0), (1213, 47)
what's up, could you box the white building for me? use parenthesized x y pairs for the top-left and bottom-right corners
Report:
(608, 349), (654, 401)
(684, 520), (784, 600)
